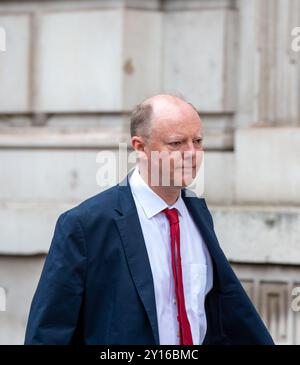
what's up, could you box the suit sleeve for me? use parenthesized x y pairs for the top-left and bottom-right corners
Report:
(24, 209), (87, 344)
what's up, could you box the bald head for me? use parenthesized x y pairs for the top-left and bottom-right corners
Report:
(144, 94), (197, 112)
(130, 94), (200, 139)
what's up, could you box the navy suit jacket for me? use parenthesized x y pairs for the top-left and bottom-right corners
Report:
(25, 176), (274, 345)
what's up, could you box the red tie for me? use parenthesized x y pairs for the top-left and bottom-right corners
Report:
(163, 208), (193, 345)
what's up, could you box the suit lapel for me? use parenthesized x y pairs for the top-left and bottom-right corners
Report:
(182, 190), (239, 292)
(182, 191), (220, 260)
(114, 181), (160, 345)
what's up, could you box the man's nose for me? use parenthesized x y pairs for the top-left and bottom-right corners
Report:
(181, 143), (196, 165)
(184, 142), (197, 156)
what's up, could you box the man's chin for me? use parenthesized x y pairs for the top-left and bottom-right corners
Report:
(172, 174), (196, 188)
(182, 169), (197, 186)
(182, 177), (195, 188)
(158, 169), (197, 188)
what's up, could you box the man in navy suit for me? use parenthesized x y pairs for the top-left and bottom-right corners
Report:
(25, 95), (274, 345)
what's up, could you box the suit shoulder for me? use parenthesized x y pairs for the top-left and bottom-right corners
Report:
(79, 184), (118, 210)
(58, 185), (119, 225)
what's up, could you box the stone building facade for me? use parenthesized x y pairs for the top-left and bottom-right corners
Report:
(0, 0), (300, 344)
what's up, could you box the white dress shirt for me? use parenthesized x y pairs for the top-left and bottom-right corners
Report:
(129, 167), (214, 345)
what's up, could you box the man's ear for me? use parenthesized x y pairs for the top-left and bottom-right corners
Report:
(131, 136), (146, 151)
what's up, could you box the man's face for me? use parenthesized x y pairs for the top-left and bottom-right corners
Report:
(140, 101), (203, 188)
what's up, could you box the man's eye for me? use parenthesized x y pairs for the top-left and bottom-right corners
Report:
(193, 139), (203, 145)
(169, 141), (182, 147)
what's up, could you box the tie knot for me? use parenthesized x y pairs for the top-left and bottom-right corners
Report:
(163, 208), (179, 225)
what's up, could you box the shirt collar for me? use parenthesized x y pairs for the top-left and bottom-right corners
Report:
(129, 167), (185, 219)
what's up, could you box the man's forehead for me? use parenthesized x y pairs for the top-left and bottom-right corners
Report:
(151, 120), (202, 141)
(151, 104), (201, 129)
(153, 102), (199, 124)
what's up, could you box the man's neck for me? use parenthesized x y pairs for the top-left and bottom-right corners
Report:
(149, 185), (181, 206)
